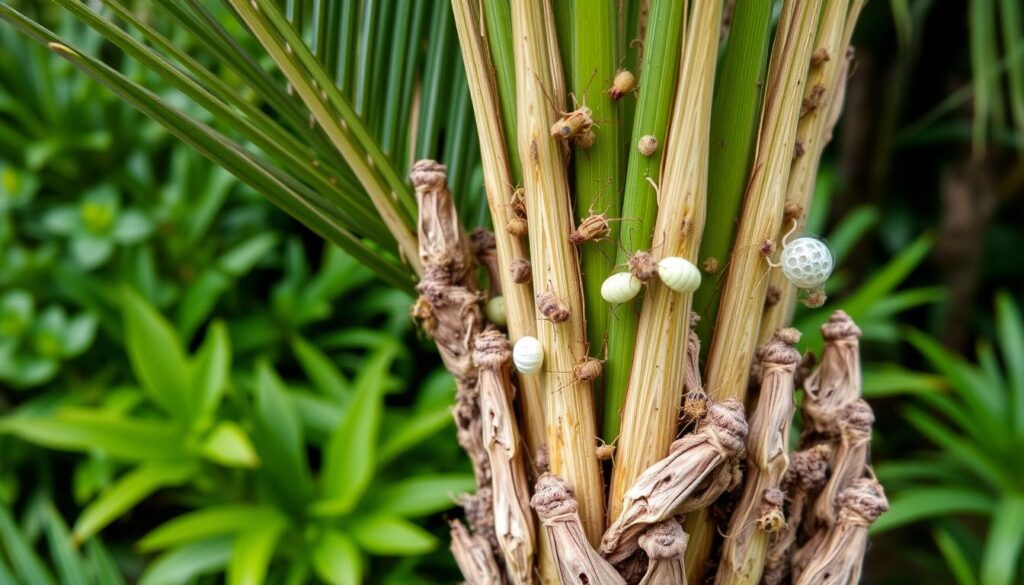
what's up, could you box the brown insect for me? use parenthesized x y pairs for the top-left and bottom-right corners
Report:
(550, 96), (595, 142)
(608, 69), (636, 100)
(637, 134), (658, 156)
(536, 291), (570, 323)
(595, 442), (616, 461)
(506, 217), (528, 237)
(627, 250), (658, 283)
(510, 258), (532, 284)
(573, 356), (604, 382)
(569, 213), (611, 245)
(575, 127), (597, 150)
(701, 257), (720, 274)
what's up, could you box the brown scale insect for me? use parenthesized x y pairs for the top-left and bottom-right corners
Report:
(811, 47), (832, 66)
(627, 250), (659, 283)
(569, 213), (611, 245)
(510, 258), (532, 284)
(575, 127), (597, 150)
(506, 217), (528, 237)
(536, 291), (570, 323)
(801, 287), (827, 308)
(702, 257), (720, 274)
(550, 95), (596, 142)
(506, 188), (528, 236)
(800, 83), (827, 116)
(595, 442), (616, 461)
(637, 135), (658, 156)
(573, 356), (603, 382)
(608, 69), (636, 100)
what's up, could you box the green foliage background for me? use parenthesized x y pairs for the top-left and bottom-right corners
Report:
(0, 1), (1021, 584)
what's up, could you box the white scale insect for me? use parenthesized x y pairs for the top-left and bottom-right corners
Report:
(777, 236), (834, 289)
(512, 336), (544, 374)
(601, 272), (642, 303)
(657, 257), (701, 293)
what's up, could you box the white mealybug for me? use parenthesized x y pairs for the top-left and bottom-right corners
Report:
(780, 236), (834, 289)
(485, 296), (507, 326)
(657, 257), (701, 293)
(512, 336), (544, 374)
(601, 272), (642, 304)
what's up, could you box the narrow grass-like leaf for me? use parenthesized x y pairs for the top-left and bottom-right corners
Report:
(480, 0), (520, 181)
(227, 518), (287, 585)
(290, 335), (350, 401)
(348, 515), (437, 556)
(0, 504), (55, 585)
(190, 320), (231, 421)
(42, 504), (87, 585)
(85, 539), (127, 585)
(138, 537), (233, 585)
(603, 0), (686, 440)
(252, 362), (313, 512)
(0, 410), (187, 461)
(933, 526), (980, 585)
(980, 495), (1024, 585)
(138, 505), (284, 552)
(871, 487), (994, 533)
(311, 530), (361, 585)
(994, 293), (1024, 432)
(74, 463), (194, 543)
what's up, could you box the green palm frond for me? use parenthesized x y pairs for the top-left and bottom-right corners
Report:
(0, 0), (482, 294)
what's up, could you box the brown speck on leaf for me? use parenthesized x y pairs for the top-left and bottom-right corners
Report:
(537, 291), (570, 323)
(569, 214), (611, 245)
(638, 135), (658, 156)
(530, 139), (539, 162)
(701, 257), (719, 274)
(811, 47), (832, 66)
(760, 239), (777, 256)
(794, 138), (806, 160)
(629, 251), (659, 283)
(765, 285), (782, 307)
(511, 258), (532, 284)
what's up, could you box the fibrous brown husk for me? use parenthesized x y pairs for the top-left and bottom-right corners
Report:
(602, 399), (748, 565)
(761, 444), (832, 585)
(531, 473), (626, 585)
(793, 478), (888, 585)
(470, 228), (502, 297)
(474, 330), (536, 584)
(802, 310), (862, 439)
(451, 519), (503, 585)
(715, 329), (801, 585)
(638, 520), (689, 585)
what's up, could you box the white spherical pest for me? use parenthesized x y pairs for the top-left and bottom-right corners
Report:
(513, 336), (544, 374)
(485, 296), (507, 326)
(601, 272), (642, 304)
(780, 236), (834, 289)
(657, 257), (701, 293)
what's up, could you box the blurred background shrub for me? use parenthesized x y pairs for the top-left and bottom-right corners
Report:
(0, 1), (1021, 584)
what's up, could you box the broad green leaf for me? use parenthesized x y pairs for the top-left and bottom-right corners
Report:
(189, 320), (231, 421)
(290, 391), (343, 439)
(980, 495), (1024, 585)
(378, 407), (453, 465)
(872, 487), (995, 533)
(74, 463), (194, 543)
(290, 335), (349, 401)
(138, 537), (233, 585)
(42, 503), (87, 585)
(320, 343), (398, 511)
(933, 526), (978, 585)
(226, 518), (287, 585)
(139, 505), (284, 552)
(0, 410), (187, 461)
(995, 292), (1024, 432)
(349, 515), (438, 556)
(311, 530), (362, 585)
(252, 362), (312, 510)
(122, 288), (191, 421)
(367, 474), (474, 518)
(0, 504), (55, 585)
(84, 539), (127, 585)
(199, 421), (260, 468)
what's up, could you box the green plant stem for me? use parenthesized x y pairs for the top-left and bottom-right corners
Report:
(552, 0), (574, 92)
(481, 0), (521, 183)
(693, 0), (773, 350)
(571, 1), (619, 391)
(601, 0), (686, 442)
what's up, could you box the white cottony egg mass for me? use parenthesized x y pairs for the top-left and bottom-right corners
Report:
(512, 335), (544, 374)
(780, 236), (834, 289)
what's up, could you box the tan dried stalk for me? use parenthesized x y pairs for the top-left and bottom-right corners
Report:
(638, 520), (690, 585)
(510, 0), (604, 543)
(451, 0), (546, 458)
(759, 0), (866, 340)
(794, 478), (888, 585)
(762, 444), (832, 585)
(610, 0), (721, 523)
(687, 6), (822, 578)
(475, 330), (537, 585)
(602, 399), (747, 565)
(802, 311), (863, 438)
(450, 520), (503, 585)
(410, 160), (489, 493)
(531, 473), (626, 585)
(714, 329), (802, 585)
